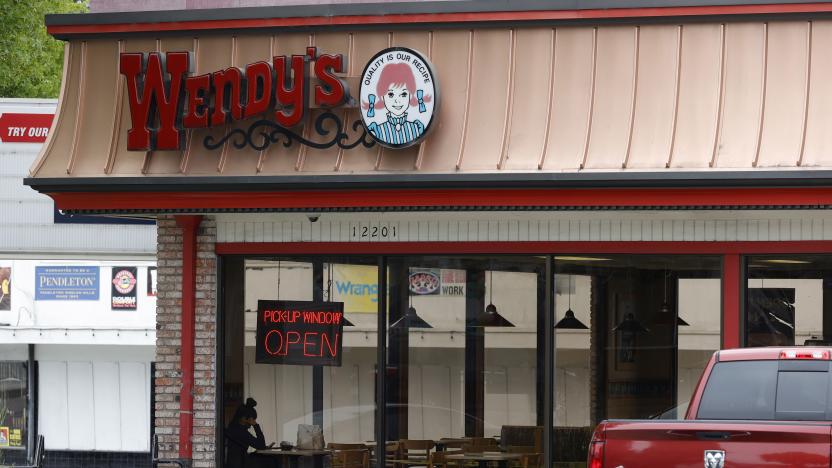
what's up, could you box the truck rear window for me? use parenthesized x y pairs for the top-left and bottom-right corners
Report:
(697, 360), (831, 420)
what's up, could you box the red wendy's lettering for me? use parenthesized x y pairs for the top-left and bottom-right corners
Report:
(244, 61), (273, 118)
(256, 300), (344, 366)
(120, 51), (190, 151)
(211, 67), (245, 126)
(119, 47), (347, 151)
(315, 53), (347, 108)
(184, 74), (210, 128)
(273, 54), (307, 128)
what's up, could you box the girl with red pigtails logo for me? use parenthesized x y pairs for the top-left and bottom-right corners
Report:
(360, 48), (437, 148)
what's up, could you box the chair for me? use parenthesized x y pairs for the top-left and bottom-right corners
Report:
(368, 441), (399, 467)
(330, 443), (370, 450)
(389, 439), (435, 468)
(428, 448), (463, 468)
(464, 438), (499, 450)
(333, 448), (370, 468)
(152, 433), (186, 468)
(436, 438), (467, 451)
(499, 426), (543, 453)
(16, 435), (46, 468)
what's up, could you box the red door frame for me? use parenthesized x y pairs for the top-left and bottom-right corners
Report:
(217, 240), (832, 349)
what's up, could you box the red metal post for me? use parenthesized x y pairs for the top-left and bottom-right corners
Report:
(176, 215), (202, 461)
(722, 254), (741, 349)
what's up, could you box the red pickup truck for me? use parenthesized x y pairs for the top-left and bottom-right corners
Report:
(588, 347), (832, 468)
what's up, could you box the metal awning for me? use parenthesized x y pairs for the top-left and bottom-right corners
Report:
(24, 6), (832, 210)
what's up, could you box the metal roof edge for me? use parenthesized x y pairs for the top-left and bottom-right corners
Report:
(45, 0), (832, 27)
(23, 170), (832, 193)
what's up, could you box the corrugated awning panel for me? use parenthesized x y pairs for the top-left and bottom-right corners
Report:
(29, 20), (832, 180)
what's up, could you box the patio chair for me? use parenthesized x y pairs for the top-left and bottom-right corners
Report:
(389, 439), (435, 468)
(332, 448), (370, 468)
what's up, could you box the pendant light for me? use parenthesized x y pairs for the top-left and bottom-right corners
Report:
(555, 275), (588, 330)
(653, 270), (689, 326)
(390, 271), (432, 329)
(469, 268), (515, 327)
(327, 264), (353, 326)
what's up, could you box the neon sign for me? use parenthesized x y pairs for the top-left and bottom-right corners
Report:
(255, 300), (345, 366)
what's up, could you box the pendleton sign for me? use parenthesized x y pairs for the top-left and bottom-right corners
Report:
(119, 46), (438, 152)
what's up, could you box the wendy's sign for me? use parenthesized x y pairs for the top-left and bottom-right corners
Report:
(359, 48), (438, 149)
(118, 46), (437, 152)
(255, 300), (345, 366)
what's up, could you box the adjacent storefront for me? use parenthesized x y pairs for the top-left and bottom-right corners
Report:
(25, 1), (832, 466)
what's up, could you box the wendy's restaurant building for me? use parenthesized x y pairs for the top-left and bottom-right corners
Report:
(24, 0), (832, 466)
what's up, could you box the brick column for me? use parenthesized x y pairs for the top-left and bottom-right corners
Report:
(155, 215), (218, 467)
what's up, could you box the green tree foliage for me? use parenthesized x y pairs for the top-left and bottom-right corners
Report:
(0, 0), (88, 98)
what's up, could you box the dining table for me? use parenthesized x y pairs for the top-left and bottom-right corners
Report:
(443, 451), (524, 468)
(254, 448), (332, 468)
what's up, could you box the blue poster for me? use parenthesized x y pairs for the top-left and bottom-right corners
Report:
(35, 266), (99, 300)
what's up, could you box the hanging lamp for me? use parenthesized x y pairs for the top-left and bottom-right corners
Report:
(555, 275), (589, 329)
(653, 270), (689, 326)
(390, 272), (432, 329)
(469, 268), (515, 327)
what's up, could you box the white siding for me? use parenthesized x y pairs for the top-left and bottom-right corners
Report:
(38, 355), (151, 452)
(0, 99), (156, 255)
(217, 210), (832, 243)
(38, 361), (70, 449)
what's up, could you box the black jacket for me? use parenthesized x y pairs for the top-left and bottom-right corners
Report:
(225, 422), (267, 468)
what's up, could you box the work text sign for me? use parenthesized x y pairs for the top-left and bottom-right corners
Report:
(255, 300), (344, 366)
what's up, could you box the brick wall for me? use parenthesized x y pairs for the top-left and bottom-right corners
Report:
(155, 215), (218, 467)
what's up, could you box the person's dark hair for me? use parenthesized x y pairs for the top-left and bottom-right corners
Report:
(235, 397), (258, 420)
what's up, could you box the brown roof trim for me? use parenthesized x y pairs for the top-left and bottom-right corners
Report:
(46, 1), (832, 38)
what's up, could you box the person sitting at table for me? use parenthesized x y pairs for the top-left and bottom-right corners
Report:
(226, 398), (273, 468)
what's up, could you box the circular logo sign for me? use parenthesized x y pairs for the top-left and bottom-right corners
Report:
(359, 47), (439, 149)
(112, 269), (137, 294)
(409, 271), (440, 295)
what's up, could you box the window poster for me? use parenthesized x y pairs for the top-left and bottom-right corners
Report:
(331, 264), (378, 314)
(0, 266), (10, 311)
(147, 266), (157, 296)
(111, 266), (138, 310)
(409, 268), (441, 295)
(35, 266), (98, 300)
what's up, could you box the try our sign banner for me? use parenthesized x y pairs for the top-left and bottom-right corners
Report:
(0, 113), (53, 143)
(255, 300), (345, 367)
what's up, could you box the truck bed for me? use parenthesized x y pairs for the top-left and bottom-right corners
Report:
(599, 419), (832, 468)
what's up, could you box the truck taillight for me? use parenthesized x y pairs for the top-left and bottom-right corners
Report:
(587, 423), (606, 468)
(779, 349), (831, 360)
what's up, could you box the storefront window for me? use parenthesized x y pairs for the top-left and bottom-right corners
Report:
(0, 361), (28, 453)
(554, 255), (721, 426)
(384, 256), (545, 449)
(745, 255), (832, 347)
(220, 253), (724, 467)
(222, 257), (379, 461)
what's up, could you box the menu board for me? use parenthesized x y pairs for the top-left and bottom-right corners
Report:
(255, 300), (345, 366)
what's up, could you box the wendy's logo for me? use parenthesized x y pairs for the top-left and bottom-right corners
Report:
(360, 47), (438, 149)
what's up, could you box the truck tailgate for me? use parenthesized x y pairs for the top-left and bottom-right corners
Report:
(601, 420), (831, 468)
